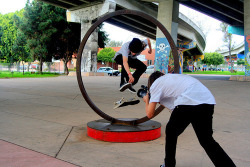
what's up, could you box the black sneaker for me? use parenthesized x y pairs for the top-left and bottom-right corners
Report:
(119, 82), (131, 92)
(128, 86), (136, 93)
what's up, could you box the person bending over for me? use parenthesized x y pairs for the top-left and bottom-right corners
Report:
(143, 71), (236, 167)
(114, 38), (152, 93)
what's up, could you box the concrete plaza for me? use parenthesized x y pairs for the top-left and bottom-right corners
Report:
(0, 75), (249, 167)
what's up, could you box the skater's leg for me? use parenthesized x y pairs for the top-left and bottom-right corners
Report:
(115, 55), (128, 85)
(127, 57), (147, 85)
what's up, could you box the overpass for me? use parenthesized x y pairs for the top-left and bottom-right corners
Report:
(39, 0), (249, 75)
(217, 42), (245, 71)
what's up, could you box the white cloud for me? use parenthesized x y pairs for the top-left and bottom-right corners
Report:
(0, 0), (31, 14)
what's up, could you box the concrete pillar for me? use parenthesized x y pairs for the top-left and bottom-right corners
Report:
(244, 0), (250, 76)
(66, 1), (116, 72)
(155, 0), (179, 73)
(80, 21), (98, 72)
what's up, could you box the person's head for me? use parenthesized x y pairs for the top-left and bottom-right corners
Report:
(129, 38), (143, 55)
(148, 71), (165, 90)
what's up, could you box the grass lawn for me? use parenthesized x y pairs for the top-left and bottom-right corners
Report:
(0, 71), (61, 79)
(183, 71), (245, 75)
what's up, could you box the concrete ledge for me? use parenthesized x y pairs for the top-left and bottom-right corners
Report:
(229, 75), (250, 81)
(68, 72), (150, 77)
(68, 71), (108, 76)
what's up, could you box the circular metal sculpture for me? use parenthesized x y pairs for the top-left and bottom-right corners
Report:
(76, 9), (179, 125)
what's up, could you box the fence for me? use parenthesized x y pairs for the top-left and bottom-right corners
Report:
(0, 62), (66, 73)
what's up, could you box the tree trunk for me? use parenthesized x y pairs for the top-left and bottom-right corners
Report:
(27, 62), (31, 72)
(39, 56), (43, 73)
(22, 63), (25, 75)
(63, 59), (69, 75)
(106, 62), (109, 67)
(229, 35), (233, 73)
(17, 62), (20, 72)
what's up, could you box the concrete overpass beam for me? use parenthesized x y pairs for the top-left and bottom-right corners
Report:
(244, 0), (250, 76)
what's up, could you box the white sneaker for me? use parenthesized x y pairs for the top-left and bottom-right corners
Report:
(119, 82), (131, 92)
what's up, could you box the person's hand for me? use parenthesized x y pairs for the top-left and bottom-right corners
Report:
(128, 73), (134, 83)
(143, 93), (149, 103)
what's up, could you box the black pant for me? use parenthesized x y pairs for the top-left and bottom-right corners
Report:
(165, 104), (236, 167)
(114, 54), (147, 86)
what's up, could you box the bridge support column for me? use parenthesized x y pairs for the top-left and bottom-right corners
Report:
(244, 0), (250, 76)
(80, 21), (98, 72)
(66, 1), (116, 72)
(155, 0), (179, 73)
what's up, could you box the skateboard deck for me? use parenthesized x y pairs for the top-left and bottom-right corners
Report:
(114, 97), (140, 109)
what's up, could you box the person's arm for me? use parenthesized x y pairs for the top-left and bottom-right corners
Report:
(122, 56), (134, 83)
(143, 94), (157, 119)
(147, 38), (152, 54)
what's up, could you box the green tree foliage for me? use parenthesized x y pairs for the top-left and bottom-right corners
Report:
(0, 12), (22, 64)
(0, 0), (109, 74)
(98, 23), (109, 48)
(51, 22), (80, 74)
(0, 14), (3, 60)
(203, 52), (224, 69)
(12, 29), (29, 74)
(18, 0), (65, 73)
(97, 47), (116, 66)
(237, 58), (245, 66)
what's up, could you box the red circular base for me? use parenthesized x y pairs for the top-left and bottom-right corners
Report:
(87, 119), (161, 143)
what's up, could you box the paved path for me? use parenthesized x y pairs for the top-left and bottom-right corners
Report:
(0, 75), (249, 167)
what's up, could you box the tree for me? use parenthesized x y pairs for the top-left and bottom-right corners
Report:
(203, 52), (224, 70)
(220, 22), (234, 73)
(97, 47), (116, 67)
(237, 58), (245, 66)
(12, 29), (29, 74)
(19, 0), (64, 73)
(0, 12), (21, 67)
(51, 22), (80, 74)
(98, 23), (109, 48)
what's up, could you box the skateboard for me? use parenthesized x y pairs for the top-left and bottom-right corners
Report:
(114, 97), (140, 109)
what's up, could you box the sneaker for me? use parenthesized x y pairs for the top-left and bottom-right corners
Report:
(119, 82), (131, 92)
(128, 86), (136, 93)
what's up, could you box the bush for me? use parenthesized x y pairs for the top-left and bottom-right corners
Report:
(183, 68), (192, 72)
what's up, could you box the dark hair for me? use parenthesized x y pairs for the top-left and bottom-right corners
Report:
(148, 71), (165, 90)
(129, 38), (143, 53)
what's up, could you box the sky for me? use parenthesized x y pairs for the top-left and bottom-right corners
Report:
(0, 0), (28, 14)
(0, 0), (244, 52)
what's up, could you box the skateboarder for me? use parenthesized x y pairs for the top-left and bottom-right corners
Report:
(114, 38), (152, 93)
(143, 71), (236, 167)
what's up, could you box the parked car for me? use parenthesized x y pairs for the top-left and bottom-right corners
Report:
(97, 67), (120, 76)
(145, 65), (154, 74)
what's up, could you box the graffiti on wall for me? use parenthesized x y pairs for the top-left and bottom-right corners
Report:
(194, 55), (204, 62)
(245, 35), (250, 76)
(177, 41), (196, 49)
(178, 50), (183, 73)
(155, 38), (170, 73)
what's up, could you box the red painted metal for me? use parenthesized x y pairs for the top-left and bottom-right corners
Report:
(87, 126), (161, 143)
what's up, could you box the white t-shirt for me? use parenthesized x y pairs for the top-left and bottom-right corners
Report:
(115, 39), (148, 59)
(149, 74), (216, 110)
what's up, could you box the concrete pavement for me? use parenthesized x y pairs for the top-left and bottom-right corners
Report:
(0, 75), (249, 167)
